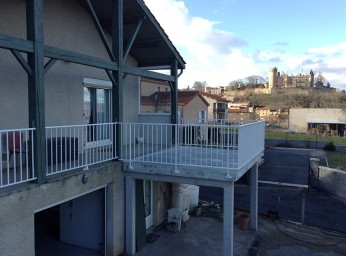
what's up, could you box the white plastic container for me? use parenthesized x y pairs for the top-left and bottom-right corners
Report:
(171, 183), (189, 212)
(188, 185), (200, 213)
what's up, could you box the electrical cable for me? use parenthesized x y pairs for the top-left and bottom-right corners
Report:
(275, 220), (345, 247)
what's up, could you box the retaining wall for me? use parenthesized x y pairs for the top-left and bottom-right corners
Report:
(318, 166), (346, 202)
(309, 158), (346, 203)
(266, 139), (346, 151)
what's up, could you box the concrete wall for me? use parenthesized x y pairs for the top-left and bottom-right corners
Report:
(318, 166), (346, 202)
(266, 139), (346, 151)
(289, 108), (346, 132)
(0, 162), (124, 256)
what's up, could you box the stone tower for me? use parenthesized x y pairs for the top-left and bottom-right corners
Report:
(309, 69), (314, 87)
(268, 67), (277, 88)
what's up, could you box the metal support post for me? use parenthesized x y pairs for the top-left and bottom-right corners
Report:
(223, 182), (234, 256)
(27, 0), (46, 184)
(125, 176), (136, 255)
(250, 162), (258, 230)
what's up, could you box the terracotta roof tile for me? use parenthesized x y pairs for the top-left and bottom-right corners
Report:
(178, 90), (209, 106)
(201, 92), (229, 102)
(141, 90), (210, 106)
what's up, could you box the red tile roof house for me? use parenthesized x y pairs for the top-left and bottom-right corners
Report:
(141, 89), (209, 121)
(0, 1), (264, 256)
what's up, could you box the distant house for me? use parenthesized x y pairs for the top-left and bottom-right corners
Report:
(140, 78), (171, 113)
(228, 102), (250, 111)
(178, 90), (209, 123)
(205, 86), (226, 96)
(228, 109), (252, 123)
(255, 107), (271, 119)
(289, 108), (346, 135)
(201, 92), (229, 120)
(141, 90), (209, 121)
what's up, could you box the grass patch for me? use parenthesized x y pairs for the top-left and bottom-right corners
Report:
(325, 151), (346, 171)
(265, 130), (346, 146)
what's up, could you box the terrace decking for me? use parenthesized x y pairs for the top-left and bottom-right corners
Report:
(122, 145), (262, 182)
(120, 121), (265, 183)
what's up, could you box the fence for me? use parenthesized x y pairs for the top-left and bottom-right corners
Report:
(0, 128), (35, 187)
(45, 123), (117, 175)
(120, 120), (264, 171)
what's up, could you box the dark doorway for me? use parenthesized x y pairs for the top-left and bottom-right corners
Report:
(35, 189), (105, 256)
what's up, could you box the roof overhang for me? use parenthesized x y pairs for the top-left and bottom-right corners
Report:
(307, 119), (346, 124)
(77, 0), (185, 70)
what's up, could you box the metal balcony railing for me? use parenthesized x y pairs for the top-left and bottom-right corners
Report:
(119, 120), (265, 175)
(1, 120), (264, 188)
(0, 128), (35, 188)
(45, 123), (117, 175)
(1, 123), (117, 188)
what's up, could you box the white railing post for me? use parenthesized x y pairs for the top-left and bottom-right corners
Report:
(129, 124), (133, 170)
(83, 124), (89, 171)
(0, 128), (36, 188)
(174, 124), (179, 173)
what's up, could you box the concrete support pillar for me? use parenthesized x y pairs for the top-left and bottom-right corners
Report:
(223, 182), (234, 256)
(250, 162), (258, 231)
(125, 176), (136, 255)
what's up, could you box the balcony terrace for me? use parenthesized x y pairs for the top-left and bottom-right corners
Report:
(1, 120), (264, 189)
(120, 120), (265, 182)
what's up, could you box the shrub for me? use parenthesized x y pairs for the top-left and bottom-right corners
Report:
(276, 142), (292, 148)
(323, 142), (336, 151)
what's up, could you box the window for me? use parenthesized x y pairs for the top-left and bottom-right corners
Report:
(83, 87), (111, 125)
(198, 111), (207, 123)
(83, 78), (112, 143)
(140, 77), (171, 114)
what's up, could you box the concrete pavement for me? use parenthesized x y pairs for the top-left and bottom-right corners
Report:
(135, 214), (346, 256)
(135, 216), (257, 256)
(200, 147), (346, 231)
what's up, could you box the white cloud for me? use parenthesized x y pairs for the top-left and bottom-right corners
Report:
(145, 0), (346, 90)
(145, 0), (250, 87)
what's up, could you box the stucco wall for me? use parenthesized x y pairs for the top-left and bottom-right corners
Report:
(0, 0), (140, 129)
(202, 96), (216, 120)
(289, 108), (346, 132)
(0, 162), (124, 256)
(180, 95), (208, 120)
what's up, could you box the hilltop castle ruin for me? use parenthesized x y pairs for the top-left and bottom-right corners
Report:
(268, 67), (314, 89)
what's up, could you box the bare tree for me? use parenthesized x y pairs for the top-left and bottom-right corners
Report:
(315, 72), (327, 88)
(192, 81), (207, 92)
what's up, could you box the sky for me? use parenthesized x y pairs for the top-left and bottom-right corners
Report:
(144, 0), (346, 90)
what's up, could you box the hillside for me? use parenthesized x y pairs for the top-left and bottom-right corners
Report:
(232, 91), (346, 110)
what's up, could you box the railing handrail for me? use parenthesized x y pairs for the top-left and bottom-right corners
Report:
(46, 122), (117, 129)
(119, 122), (239, 128)
(0, 127), (36, 132)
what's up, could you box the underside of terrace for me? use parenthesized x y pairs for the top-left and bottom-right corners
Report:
(122, 120), (264, 256)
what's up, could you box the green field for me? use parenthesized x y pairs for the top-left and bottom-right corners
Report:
(325, 151), (346, 171)
(265, 130), (346, 146)
(265, 129), (346, 171)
